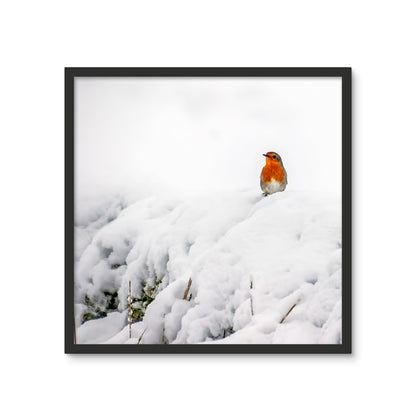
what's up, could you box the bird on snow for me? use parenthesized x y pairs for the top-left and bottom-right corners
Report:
(260, 151), (288, 196)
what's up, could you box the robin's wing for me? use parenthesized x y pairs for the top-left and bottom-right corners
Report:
(281, 166), (288, 190)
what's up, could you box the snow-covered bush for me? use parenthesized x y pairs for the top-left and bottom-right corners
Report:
(75, 188), (342, 345)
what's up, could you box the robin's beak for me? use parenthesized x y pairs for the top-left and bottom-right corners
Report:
(263, 154), (270, 159)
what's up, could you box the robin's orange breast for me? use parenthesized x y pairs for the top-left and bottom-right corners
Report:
(262, 162), (285, 183)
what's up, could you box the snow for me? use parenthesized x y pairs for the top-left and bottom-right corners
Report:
(75, 188), (342, 344)
(76, 310), (128, 344)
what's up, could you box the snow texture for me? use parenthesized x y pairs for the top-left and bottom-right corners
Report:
(75, 188), (342, 344)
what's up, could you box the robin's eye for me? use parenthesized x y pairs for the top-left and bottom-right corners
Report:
(273, 155), (277, 159)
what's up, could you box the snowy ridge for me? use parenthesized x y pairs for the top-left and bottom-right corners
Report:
(75, 189), (342, 345)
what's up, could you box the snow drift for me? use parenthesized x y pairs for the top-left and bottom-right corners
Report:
(75, 189), (342, 345)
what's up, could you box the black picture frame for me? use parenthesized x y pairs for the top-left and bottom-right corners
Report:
(65, 67), (351, 354)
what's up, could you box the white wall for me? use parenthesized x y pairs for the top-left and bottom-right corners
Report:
(1, 1), (415, 416)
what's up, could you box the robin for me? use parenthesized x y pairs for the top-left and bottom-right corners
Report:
(260, 151), (288, 196)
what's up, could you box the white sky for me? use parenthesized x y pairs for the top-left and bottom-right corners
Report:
(75, 77), (341, 198)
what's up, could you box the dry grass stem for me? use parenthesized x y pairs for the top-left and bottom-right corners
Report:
(183, 277), (192, 300)
(137, 328), (147, 344)
(128, 281), (132, 338)
(280, 303), (297, 324)
(249, 277), (254, 316)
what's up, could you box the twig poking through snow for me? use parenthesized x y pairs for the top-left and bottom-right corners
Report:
(280, 303), (297, 324)
(162, 322), (169, 344)
(183, 278), (192, 300)
(249, 277), (254, 316)
(137, 328), (147, 344)
(128, 281), (132, 338)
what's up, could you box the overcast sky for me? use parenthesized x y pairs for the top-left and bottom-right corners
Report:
(75, 77), (341, 199)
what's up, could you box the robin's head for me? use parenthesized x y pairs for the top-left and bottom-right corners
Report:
(263, 152), (282, 164)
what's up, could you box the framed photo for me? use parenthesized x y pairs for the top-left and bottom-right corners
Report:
(65, 67), (351, 353)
